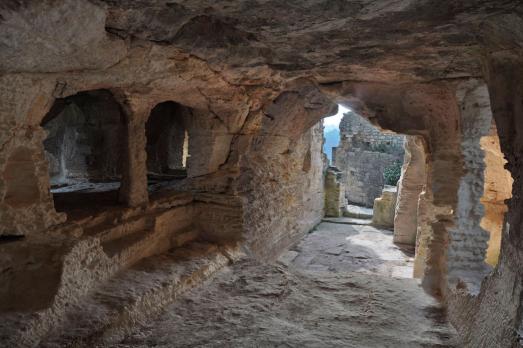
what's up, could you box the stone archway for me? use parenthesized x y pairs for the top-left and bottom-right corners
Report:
(41, 89), (126, 216)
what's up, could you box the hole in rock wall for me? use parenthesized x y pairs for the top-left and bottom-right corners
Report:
(480, 126), (512, 267)
(322, 104), (346, 164)
(146, 101), (191, 194)
(41, 89), (125, 217)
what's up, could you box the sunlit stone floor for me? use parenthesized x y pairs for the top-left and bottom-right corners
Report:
(115, 222), (457, 348)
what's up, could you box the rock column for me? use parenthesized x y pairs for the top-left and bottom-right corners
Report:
(393, 136), (427, 245)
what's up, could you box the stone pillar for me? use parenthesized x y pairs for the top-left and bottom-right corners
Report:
(393, 136), (427, 245)
(324, 167), (345, 217)
(372, 185), (397, 228)
(479, 126), (512, 266)
(446, 80), (493, 287)
(118, 98), (149, 207)
(413, 189), (429, 278)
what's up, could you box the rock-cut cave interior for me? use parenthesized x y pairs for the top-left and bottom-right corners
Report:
(0, 1), (522, 347)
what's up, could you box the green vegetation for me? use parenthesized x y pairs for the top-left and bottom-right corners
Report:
(383, 160), (402, 186)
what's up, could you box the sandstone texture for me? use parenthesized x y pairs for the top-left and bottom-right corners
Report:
(324, 166), (345, 217)
(114, 222), (455, 348)
(479, 127), (512, 266)
(372, 185), (398, 228)
(0, 1), (523, 347)
(394, 136), (427, 245)
(333, 111), (404, 207)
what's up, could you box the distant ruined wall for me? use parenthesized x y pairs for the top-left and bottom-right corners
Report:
(333, 111), (404, 207)
(324, 167), (346, 217)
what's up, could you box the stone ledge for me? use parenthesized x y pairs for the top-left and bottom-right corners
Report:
(2, 242), (242, 348)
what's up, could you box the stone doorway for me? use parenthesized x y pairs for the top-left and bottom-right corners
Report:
(145, 101), (191, 194)
(322, 108), (414, 278)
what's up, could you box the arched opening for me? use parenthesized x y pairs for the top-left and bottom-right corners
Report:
(41, 89), (125, 217)
(312, 106), (416, 279)
(145, 101), (191, 194)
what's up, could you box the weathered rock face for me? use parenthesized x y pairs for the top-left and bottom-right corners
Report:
(372, 186), (397, 228)
(479, 127), (512, 266)
(333, 111), (404, 207)
(324, 167), (345, 217)
(447, 80), (493, 288)
(394, 136), (427, 245)
(0, 1), (522, 347)
(237, 86), (332, 259)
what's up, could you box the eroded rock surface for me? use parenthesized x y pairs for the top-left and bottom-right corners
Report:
(1, 1), (523, 347)
(114, 222), (455, 348)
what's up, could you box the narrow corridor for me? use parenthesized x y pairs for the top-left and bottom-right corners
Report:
(116, 222), (456, 348)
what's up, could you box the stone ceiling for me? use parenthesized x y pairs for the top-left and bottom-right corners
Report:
(1, 0), (521, 84)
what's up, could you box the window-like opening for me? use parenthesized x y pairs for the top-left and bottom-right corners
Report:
(41, 89), (125, 218)
(145, 101), (191, 193)
(480, 126), (512, 266)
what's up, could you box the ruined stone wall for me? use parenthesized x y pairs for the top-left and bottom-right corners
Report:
(333, 111), (404, 207)
(342, 149), (400, 207)
(324, 167), (346, 217)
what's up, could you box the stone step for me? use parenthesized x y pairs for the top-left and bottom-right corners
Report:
(343, 204), (374, 219)
(101, 226), (201, 270)
(83, 213), (154, 241)
(322, 217), (372, 225)
(38, 242), (242, 348)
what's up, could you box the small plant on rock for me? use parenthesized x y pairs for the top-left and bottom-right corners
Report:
(383, 160), (402, 186)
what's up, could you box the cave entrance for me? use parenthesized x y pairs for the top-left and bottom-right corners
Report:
(145, 101), (191, 195)
(41, 89), (125, 218)
(304, 107), (415, 279)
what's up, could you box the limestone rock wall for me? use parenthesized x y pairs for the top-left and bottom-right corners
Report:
(394, 136), (427, 245)
(333, 111), (404, 207)
(237, 86), (334, 259)
(447, 80), (493, 288)
(324, 167), (346, 217)
(0, 1), (523, 346)
(479, 128), (512, 267)
(447, 41), (523, 347)
(372, 186), (397, 228)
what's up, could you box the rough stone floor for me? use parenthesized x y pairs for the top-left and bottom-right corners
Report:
(115, 222), (457, 348)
